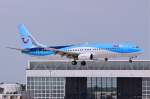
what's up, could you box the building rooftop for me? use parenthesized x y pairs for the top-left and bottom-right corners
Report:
(28, 60), (150, 70)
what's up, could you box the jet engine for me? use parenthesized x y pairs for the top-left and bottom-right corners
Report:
(78, 53), (94, 60)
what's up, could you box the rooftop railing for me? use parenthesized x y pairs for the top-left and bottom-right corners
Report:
(27, 60), (150, 70)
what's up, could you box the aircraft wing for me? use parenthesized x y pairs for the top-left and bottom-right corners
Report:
(45, 48), (79, 59)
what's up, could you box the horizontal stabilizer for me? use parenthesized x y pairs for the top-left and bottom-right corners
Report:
(6, 47), (23, 51)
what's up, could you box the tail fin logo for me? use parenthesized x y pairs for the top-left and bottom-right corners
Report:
(22, 37), (29, 44)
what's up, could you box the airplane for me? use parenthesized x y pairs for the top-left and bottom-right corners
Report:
(7, 24), (144, 66)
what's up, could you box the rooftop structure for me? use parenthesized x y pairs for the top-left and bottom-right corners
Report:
(0, 83), (32, 99)
(26, 60), (150, 99)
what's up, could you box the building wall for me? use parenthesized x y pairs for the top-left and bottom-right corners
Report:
(87, 77), (117, 99)
(26, 70), (150, 77)
(142, 78), (150, 99)
(27, 77), (65, 99)
(26, 60), (150, 99)
(65, 77), (87, 99)
(117, 78), (142, 99)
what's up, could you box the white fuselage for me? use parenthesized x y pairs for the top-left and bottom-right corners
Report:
(64, 47), (143, 59)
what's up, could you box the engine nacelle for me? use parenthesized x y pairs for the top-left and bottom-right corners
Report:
(78, 53), (94, 60)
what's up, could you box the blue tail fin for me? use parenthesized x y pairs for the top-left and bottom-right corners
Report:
(18, 24), (33, 49)
(18, 24), (47, 48)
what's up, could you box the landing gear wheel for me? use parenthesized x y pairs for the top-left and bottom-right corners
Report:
(72, 61), (77, 65)
(105, 58), (108, 62)
(81, 61), (86, 66)
(129, 59), (132, 63)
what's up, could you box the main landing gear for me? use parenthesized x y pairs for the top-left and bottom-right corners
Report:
(71, 60), (86, 66)
(71, 61), (77, 65)
(129, 58), (133, 63)
(129, 56), (137, 63)
(104, 58), (108, 62)
(81, 61), (86, 65)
